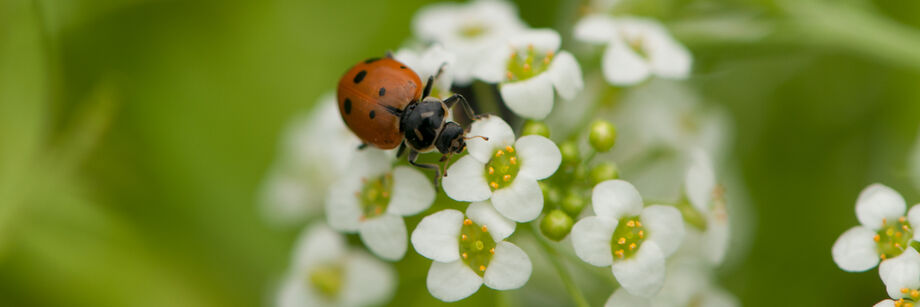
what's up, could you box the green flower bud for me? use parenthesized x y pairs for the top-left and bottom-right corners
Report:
(540, 209), (574, 241)
(541, 181), (562, 206)
(588, 120), (617, 152)
(589, 162), (619, 185)
(522, 121), (551, 138)
(561, 191), (586, 217)
(559, 140), (580, 164)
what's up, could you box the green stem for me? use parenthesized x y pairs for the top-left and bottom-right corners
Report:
(530, 224), (591, 307)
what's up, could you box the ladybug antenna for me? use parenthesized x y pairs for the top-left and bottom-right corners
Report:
(464, 135), (489, 141)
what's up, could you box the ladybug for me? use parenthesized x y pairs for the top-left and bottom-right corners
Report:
(336, 54), (483, 179)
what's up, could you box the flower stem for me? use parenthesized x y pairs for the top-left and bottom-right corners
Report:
(530, 223), (591, 307)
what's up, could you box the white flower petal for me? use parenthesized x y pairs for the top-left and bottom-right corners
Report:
(427, 260), (483, 302)
(277, 276), (321, 307)
(467, 116), (516, 162)
(602, 40), (650, 86)
(442, 155), (492, 202)
(324, 176), (363, 232)
(831, 226), (881, 272)
(575, 14), (618, 44)
(640, 205), (685, 257)
(411, 209), (463, 262)
(548, 51), (584, 100)
(474, 46), (512, 83)
(341, 251), (397, 306)
(647, 32), (692, 80)
(508, 28), (561, 54)
(500, 74), (555, 120)
(699, 287), (741, 307)
(856, 183), (907, 230)
(880, 247), (920, 299)
(704, 211), (731, 265)
(611, 242), (666, 298)
(491, 176), (544, 222)
(466, 201), (516, 241)
(483, 241), (532, 290)
(387, 166), (436, 216)
(592, 179), (644, 219)
(604, 288), (651, 307)
(685, 148), (716, 211)
(346, 148), (393, 180)
(910, 205), (920, 241)
(571, 216), (618, 267)
(875, 300), (897, 307)
(359, 214), (408, 261)
(292, 224), (346, 272)
(515, 135), (561, 180)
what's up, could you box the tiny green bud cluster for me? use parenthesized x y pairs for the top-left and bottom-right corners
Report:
(541, 209), (574, 241)
(589, 120), (617, 152)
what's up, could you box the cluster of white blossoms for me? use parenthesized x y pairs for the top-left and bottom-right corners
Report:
(261, 1), (742, 306)
(831, 183), (920, 306)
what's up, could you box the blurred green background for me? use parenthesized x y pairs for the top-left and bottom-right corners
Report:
(2, 0), (920, 306)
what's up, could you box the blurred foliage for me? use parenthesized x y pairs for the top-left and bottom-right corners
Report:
(1, 0), (919, 306)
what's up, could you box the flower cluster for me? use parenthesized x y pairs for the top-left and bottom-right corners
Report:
(260, 1), (741, 306)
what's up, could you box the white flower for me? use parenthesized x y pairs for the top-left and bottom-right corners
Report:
(412, 0), (526, 85)
(475, 29), (584, 119)
(325, 148), (436, 261)
(277, 224), (395, 307)
(604, 256), (739, 307)
(394, 44), (457, 100)
(410, 202), (531, 302)
(832, 183), (919, 272)
(259, 94), (362, 226)
(571, 179), (685, 297)
(442, 116), (561, 222)
(575, 15), (691, 86)
(880, 247), (920, 302)
(681, 149), (730, 265)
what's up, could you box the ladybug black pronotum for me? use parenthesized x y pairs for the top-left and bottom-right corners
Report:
(336, 53), (484, 181)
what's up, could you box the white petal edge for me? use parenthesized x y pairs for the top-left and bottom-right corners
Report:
(548, 51), (584, 100)
(359, 214), (408, 261)
(442, 155), (492, 202)
(508, 28), (561, 54)
(292, 224), (347, 273)
(571, 216), (617, 267)
(411, 209), (464, 262)
(277, 276), (320, 307)
(466, 201), (516, 242)
(611, 242), (666, 298)
(909, 204), (920, 241)
(879, 247), (920, 299)
(340, 251), (397, 307)
(604, 288), (651, 307)
(324, 175), (364, 232)
(427, 260), (483, 302)
(515, 135), (562, 180)
(467, 116), (516, 162)
(490, 175), (544, 222)
(575, 14), (618, 44)
(592, 179), (644, 219)
(704, 211), (731, 265)
(856, 183), (907, 230)
(602, 39), (650, 86)
(685, 148), (716, 211)
(387, 166), (436, 216)
(500, 74), (555, 120)
(640, 205), (685, 257)
(831, 226), (880, 272)
(875, 300), (897, 307)
(483, 242), (532, 290)
(647, 32), (692, 79)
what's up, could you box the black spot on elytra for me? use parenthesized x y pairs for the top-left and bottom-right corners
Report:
(353, 70), (367, 84)
(369, 110), (376, 119)
(399, 65), (407, 69)
(344, 98), (352, 114)
(379, 87), (386, 96)
(364, 57), (380, 64)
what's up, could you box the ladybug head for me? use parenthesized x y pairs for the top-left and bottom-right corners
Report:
(435, 121), (466, 155)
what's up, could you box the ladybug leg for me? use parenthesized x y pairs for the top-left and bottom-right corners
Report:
(385, 50), (394, 58)
(422, 76), (434, 98)
(396, 142), (407, 158)
(408, 149), (443, 184)
(444, 94), (483, 121)
(357, 143), (369, 150)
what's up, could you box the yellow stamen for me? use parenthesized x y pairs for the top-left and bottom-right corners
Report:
(638, 231), (644, 239)
(462, 253), (468, 259)
(874, 234), (881, 242)
(902, 288), (910, 294)
(614, 249), (624, 258)
(495, 150), (504, 157)
(479, 265), (486, 272)
(481, 225), (488, 232)
(461, 234), (467, 241)
(629, 243), (637, 250)
(490, 182), (499, 189)
(626, 220), (636, 227)
(464, 219), (473, 226)
(505, 146), (514, 152)
(488, 167), (495, 175)
(506, 71), (513, 80)
(636, 221), (642, 227)
(617, 237), (626, 245)
(900, 216), (907, 223)
(509, 157), (517, 165)
(912, 289), (920, 298)
(503, 174), (511, 182)
(489, 248), (495, 254)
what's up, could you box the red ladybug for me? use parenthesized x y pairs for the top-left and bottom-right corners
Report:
(336, 54), (483, 179)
